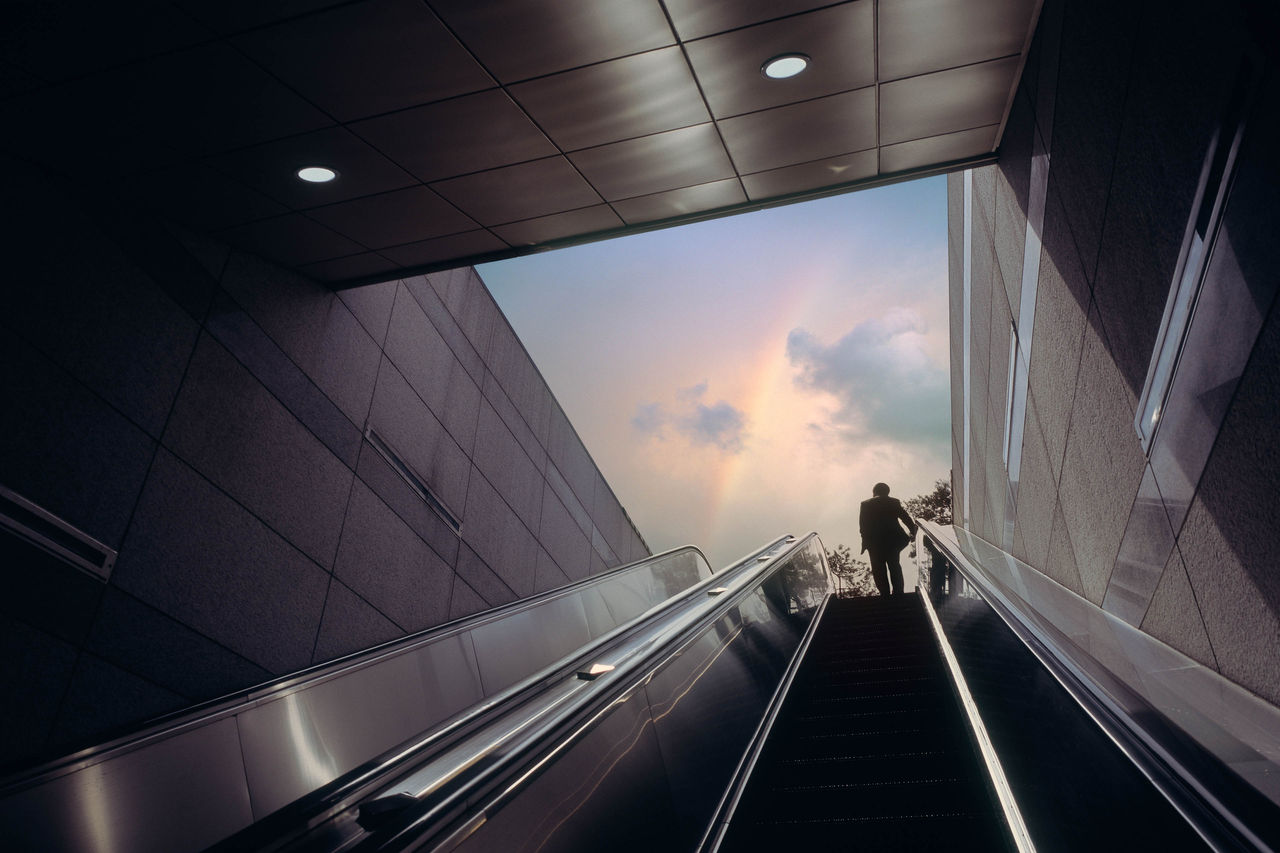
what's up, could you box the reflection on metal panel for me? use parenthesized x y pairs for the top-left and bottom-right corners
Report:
(413, 632), (486, 721)
(453, 691), (679, 853)
(645, 599), (799, 848)
(922, 522), (1280, 849)
(470, 594), (592, 695)
(449, 539), (825, 853)
(578, 585), (618, 638)
(238, 635), (484, 817)
(962, 168), (974, 527)
(596, 567), (659, 624)
(0, 719), (250, 853)
(0, 545), (716, 853)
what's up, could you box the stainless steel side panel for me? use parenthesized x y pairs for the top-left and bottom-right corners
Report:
(649, 549), (710, 599)
(451, 690), (680, 853)
(0, 718), (250, 853)
(0, 546), (719, 853)
(238, 633), (484, 818)
(643, 594), (804, 848)
(469, 593), (592, 695)
(596, 566), (662, 625)
(578, 584), (619, 638)
(447, 543), (821, 853)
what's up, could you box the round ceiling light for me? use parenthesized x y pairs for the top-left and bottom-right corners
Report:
(762, 53), (809, 79)
(296, 166), (338, 183)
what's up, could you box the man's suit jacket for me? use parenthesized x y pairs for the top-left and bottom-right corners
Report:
(859, 496), (916, 554)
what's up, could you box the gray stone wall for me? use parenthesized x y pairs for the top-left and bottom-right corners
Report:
(950, 0), (1280, 705)
(0, 158), (647, 769)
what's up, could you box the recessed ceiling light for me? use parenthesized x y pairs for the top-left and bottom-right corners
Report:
(762, 53), (809, 80)
(296, 166), (338, 183)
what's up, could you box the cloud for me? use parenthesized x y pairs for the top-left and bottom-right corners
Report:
(787, 309), (949, 452)
(679, 401), (747, 452)
(631, 402), (666, 434)
(677, 380), (708, 402)
(631, 384), (748, 453)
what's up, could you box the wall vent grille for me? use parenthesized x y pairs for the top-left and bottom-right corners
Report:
(363, 427), (462, 534)
(0, 485), (116, 580)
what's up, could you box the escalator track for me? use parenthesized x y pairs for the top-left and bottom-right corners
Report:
(718, 593), (1011, 851)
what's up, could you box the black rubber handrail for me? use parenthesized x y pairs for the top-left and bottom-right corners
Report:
(1, 542), (718, 794)
(208, 536), (802, 853)
(291, 534), (820, 853)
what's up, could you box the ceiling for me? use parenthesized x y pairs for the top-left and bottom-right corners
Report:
(2, 0), (1040, 286)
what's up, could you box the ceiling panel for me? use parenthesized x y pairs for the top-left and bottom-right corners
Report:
(569, 123), (736, 201)
(431, 157), (603, 225)
(124, 164), (288, 231)
(5, 0), (1038, 282)
(208, 127), (418, 209)
(663, 0), (836, 41)
(510, 48), (709, 151)
(107, 43), (334, 156)
(379, 230), (509, 268)
(306, 186), (478, 248)
(233, 0), (494, 122)
(493, 206), (625, 247)
(879, 56), (1022, 146)
(300, 252), (404, 284)
(0, 60), (42, 99)
(718, 88), (876, 174)
(879, 0), (1038, 81)
(219, 214), (365, 267)
(880, 125), (1000, 174)
(1, 76), (186, 178)
(612, 179), (747, 225)
(4, 0), (211, 82)
(684, 2), (874, 119)
(173, 0), (349, 35)
(349, 90), (557, 183)
(740, 150), (878, 201)
(429, 0), (676, 83)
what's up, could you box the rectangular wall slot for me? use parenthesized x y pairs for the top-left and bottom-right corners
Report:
(363, 427), (462, 534)
(0, 485), (116, 581)
(1135, 59), (1257, 452)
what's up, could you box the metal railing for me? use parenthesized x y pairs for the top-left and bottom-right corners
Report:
(0, 543), (725, 853)
(280, 534), (831, 852)
(918, 521), (1280, 852)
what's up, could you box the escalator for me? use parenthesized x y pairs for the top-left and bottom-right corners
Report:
(0, 542), (738, 853)
(5, 529), (1278, 852)
(717, 593), (1011, 851)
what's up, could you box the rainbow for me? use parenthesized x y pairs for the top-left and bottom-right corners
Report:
(704, 257), (844, 544)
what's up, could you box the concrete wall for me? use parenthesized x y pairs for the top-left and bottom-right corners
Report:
(0, 157), (648, 769)
(950, 0), (1280, 705)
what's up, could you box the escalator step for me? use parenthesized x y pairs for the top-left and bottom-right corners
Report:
(719, 593), (1009, 852)
(728, 811), (1010, 852)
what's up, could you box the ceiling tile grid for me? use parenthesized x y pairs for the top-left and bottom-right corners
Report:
(0, 0), (1039, 281)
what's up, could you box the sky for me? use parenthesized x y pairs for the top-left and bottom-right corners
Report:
(478, 175), (950, 574)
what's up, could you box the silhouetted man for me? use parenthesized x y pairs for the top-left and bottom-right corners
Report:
(859, 483), (917, 596)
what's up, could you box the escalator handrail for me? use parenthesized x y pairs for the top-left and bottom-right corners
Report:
(916, 576), (1034, 852)
(919, 521), (1274, 852)
(205, 536), (800, 853)
(697, 590), (833, 851)
(0, 542), (717, 795)
(305, 534), (820, 853)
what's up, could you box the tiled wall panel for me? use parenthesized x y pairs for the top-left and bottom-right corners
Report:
(0, 159), (649, 768)
(951, 0), (1280, 706)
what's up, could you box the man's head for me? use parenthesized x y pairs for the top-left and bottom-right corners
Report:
(872, 482), (890, 497)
